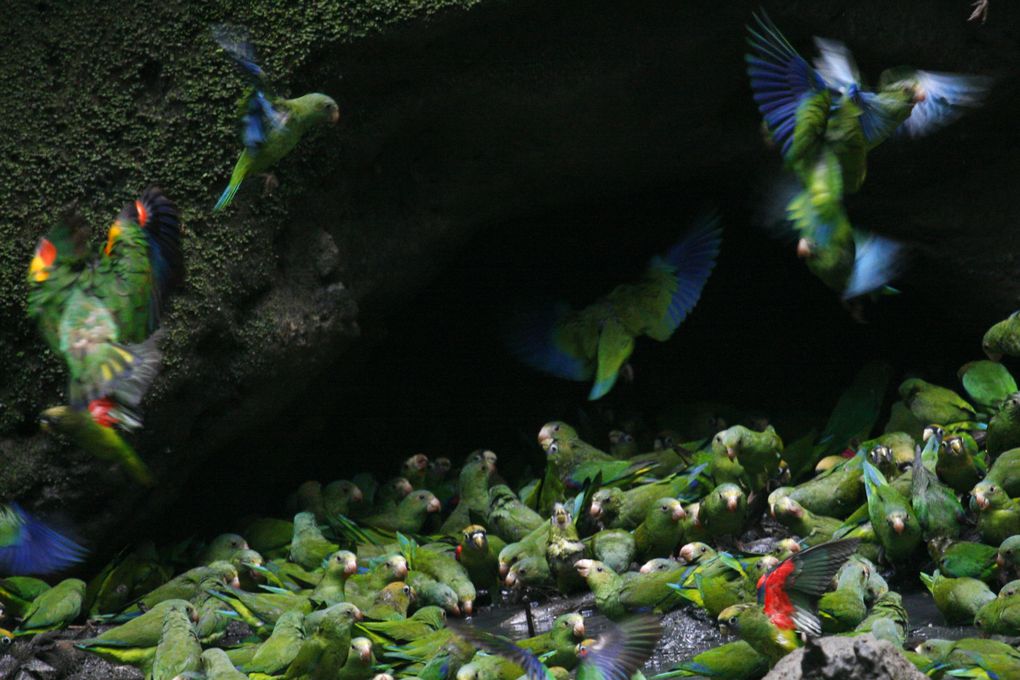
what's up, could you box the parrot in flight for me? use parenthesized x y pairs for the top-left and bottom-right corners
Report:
(450, 614), (661, 680)
(212, 24), (340, 211)
(0, 504), (86, 575)
(27, 187), (184, 486)
(746, 11), (989, 302)
(506, 214), (722, 400)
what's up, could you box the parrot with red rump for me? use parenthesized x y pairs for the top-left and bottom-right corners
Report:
(717, 539), (859, 666)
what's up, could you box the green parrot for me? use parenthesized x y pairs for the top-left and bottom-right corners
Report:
(291, 480), (327, 522)
(245, 517), (294, 558)
(76, 599), (198, 667)
(504, 554), (551, 591)
(591, 469), (704, 531)
(771, 454), (864, 520)
(587, 528), (636, 575)
(199, 533), (250, 565)
(771, 496), (841, 545)
(959, 360), (1018, 411)
(440, 450), (498, 536)
(987, 395), (1020, 457)
(364, 582), (415, 621)
(290, 512), (339, 570)
(28, 188), (184, 486)
(862, 460), (921, 564)
(911, 432), (966, 540)
(997, 535), (1020, 577)
(507, 215), (722, 401)
(323, 480), (366, 523)
(212, 25), (339, 211)
(673, 551), (761, 618)
(456, 525), (504, 598)
(538, 422), (615, 482)
(310, 549), (358, 606)
(0, 576), (50, 620)
(412, 543), (477, 615)
(357, 604), (445, 645)
(201, 647), (249, 680)
(697, 483), (749, 538)
(573, 559), (627, 619)
(937, 432), (987, 494)
(916, 638), (1020, 678)
(16, 578), (85, 635)
(971, 483), (1020, 545)
(575, 558), (684, 618)
(654, 640), (768, 680)
(981, 447), (1020, 496)
(361, 490), (442, 534)
(403, 454), (431, 489)
(0, 503), (87, 577)
(86, 542), (170, 616)
(546, 505), (589, 593)
(209, 579), (312, 631)
(920, 570), (995, 625)
(633, 497), (685, 563)
(498, 521), (551, 580)
(898, 378), (976, 426)
(151, 600), (202, 680)
(984, 312), (1020, 360)
(975, 589), (1020, 635)
(716, 604), (799, 668)
(241, 609), (306, 674)
(338, 637), (376, 680)
(929, 538), (999, 584)
(345, 554), (409, 610)
(119, 561), (239, 616)
(450, 615), (661, 680)
(851, 590), (908, 647)
(285, 602), (361, 680)
(816, 558), (869, 633)
(405, 570), (458, 616)
(711, 425), (783, 490)
(517, 613), (586, 670)
(488, 485), (545, 543)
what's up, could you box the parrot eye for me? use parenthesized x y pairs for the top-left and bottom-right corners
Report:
(548, 443), (559, 454)
(596, 566), (604, 573)
(403, 586), (411, 595)
(624, 434), (633, 443)
(661, 504), (668, 511)
(991, 485), (998, 493)
(553, 424), (560, 432)
(728, 617), (738, 626)
(519, 568), (527, 575)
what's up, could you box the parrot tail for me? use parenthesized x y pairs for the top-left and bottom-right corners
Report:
(99, 427), (157, 487)
(108, 330), (165, 409)
(214, 179), (242, 212)
(0, 504), (87, 576)
(213, 153), (252, 212)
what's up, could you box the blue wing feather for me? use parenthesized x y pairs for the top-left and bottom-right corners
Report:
(745, 11), (828, 158)
(843, 232), (903, 300)
(504, 303), (591, 381)
(0, 504), (87, 576)
(648, 213), (722, 336)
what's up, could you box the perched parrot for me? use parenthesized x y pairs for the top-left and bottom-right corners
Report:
(898, 378), (976, 426)
(212, 25), (340, 211)
(975, 588), (1020, 635)
(986, 394), (1020, 457)
(506, 215), (722, 400)
(984, 311), (1020, 360)
(0, 503), (86, 576)
(654, 640), (768, 680)
(152, 600), (202, 680)
(862, 460), (921, 564)
(920, 570), (995, 625)
(28, 187), (184, 486)
(16, 578), (86, 635)
(911, 432), (966, 540)
(76, 599), (199, 668)
(929, 538), (999, 584)
(971, 483), (1020, 545)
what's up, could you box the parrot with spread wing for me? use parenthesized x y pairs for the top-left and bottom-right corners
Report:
(212, 24), (340, 211)
(28, 187), (184, 485)
(0, 504), (86, 576)
(746, 11), (989, 301)
(506, 214), (721, 400)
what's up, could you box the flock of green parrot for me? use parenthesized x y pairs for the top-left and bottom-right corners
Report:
(4, 9), (1020, 680)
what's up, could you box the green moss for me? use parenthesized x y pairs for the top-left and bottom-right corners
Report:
(0, 0), (482, 435)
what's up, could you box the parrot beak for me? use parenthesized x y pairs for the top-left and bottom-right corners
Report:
(796, 238), (812, 259)
(975, 494), (990, 511)
(678, 544), (695, 563)
(354, 607), (363, 620)
(639, 562), (654, 574)
(449, 602), (461, 616)
(573, 621), (586, 638)
(504, 572), (518, 588)
(891, 516), (905, 534)
(986, 349), (1004, 362)
(360, 647), (373, 663)
(538, 425), (555, 448)
(574, 559), (592, 577)
(427, 498), (442, 513)
(473, 534), (486, 549)
(499, 562), (509, 578)
(726, 496), (739, 512)
(718, 624), (730, 636)
(230, 575), (241, 588)
(345, 558), (359, 576)
(589, 503), (602, 519)
(672, 505), (686, 521)
(352, 487), (364, 503)
(997, 553), (1006, 567)
(726, 446), (737, 461)
(330, 107), (340, 124)
(462, 600), (473, 616)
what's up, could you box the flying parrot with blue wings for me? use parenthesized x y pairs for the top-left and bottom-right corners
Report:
(27, 188), (184, 486)
(506, 214), (721, 401)
(746, 11), (990, 302)
(212, 25), (340, 211)
(0, 504), (86, 575)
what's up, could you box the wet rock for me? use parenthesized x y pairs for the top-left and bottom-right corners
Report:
(766, 635), (925, 680)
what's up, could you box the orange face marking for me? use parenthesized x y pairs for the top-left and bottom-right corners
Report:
(105, 222), (122, 256)
(29, 238), (56, 281)
(134, 199), (148, 227)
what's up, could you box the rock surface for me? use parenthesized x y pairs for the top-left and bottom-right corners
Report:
(766, 635), (926, 680)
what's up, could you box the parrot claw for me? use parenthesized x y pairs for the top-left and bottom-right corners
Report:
(969, 0), (989, 22)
